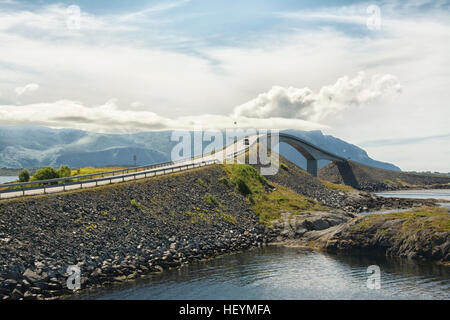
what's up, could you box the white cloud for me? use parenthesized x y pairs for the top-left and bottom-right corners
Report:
(0, 4), (129, 34)
(15, 83), (39, 96)
(233, 72), (402, 122)
(119, 0), (191, 22)
(0, 99), (325, 133)
(0, 1), (449, 170)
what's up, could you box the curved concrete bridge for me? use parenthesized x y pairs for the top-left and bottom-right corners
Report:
(0, 132), (346, 199)
(258, 133), (346, 176)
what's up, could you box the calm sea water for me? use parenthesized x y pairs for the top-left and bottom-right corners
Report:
(374, 189), (450, 210)
(79, 246), (450, 300)
(375, 189), (450, 201)
(0, 176), (17, 184)
(69, 189), (450, 300)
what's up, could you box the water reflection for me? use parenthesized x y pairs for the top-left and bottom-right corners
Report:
(78, 246), (450, 300)
(366, 189), (450, 214)
(438, 202), (450, 209)
(375, 189), (450, 201)
(359, 208), (411, 215)
(0, 176), (17, 184)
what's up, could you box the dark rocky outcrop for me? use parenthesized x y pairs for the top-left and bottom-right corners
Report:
(0, 156), (447, 300)
(319, 160), (450, 192)
(266, 210), (357, 242)
(280, 208), (450, 264)
(253, 156), (437, 213)
(0, 165), (266, 300)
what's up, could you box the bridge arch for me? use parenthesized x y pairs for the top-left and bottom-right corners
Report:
(258, 133), (346, 176)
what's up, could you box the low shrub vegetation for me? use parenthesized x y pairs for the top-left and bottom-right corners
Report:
(350, 207), (450, 234)
(221, 212), (237, 224)
(218, 176), (229, 186)
(224, 164), (324, 224)
(28, 165), (73, 182)
(185, 210), (210, 224)
(58, 165), (71, 178)
(204, 194), (219, 206)
(70, 166), (126, 176)
(197, 178), (208, 187)
(371, 207), (449, 232)
(130, 199), (141, 208)
(320, 179), (355, 191)
(223, 164), (267, 196)
(18, 169), (30, 182)
(236, 178), (252, 196)
(252, 184), (325, 224)
(31, 166), (60, 181)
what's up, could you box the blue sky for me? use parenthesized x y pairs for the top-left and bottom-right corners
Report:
(2, 0), (427, 49)
(0, 0), (449, 171)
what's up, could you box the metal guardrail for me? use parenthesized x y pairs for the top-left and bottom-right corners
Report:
(0, 150), (213, 189)
(226, 147), (249, 161)
(0, 136), (253, 200)
(0, 158), (219, 199)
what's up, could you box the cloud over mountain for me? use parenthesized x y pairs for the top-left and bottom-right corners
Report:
(233, 72), (402, 122)
(0, 72), (401, 132)
(0, 99), (326, 133)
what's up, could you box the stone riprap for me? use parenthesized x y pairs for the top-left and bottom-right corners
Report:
(255, 158), (437, 213)
(319, 160), (450, 192)
(1, 160), (447, 300)
(0, 165), (265, 300)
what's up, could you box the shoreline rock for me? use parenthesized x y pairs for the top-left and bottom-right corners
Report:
(254, 158), (439, 214)
(271, 207), (450, 265)
(318, 160), (450, 192)
(1, 159), (448, 300)
(0, 166), (267, 300)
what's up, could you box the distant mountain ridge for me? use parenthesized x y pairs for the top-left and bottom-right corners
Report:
(0, 126), (401, 171)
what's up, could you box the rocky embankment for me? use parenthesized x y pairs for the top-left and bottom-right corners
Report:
(305, 207), (449, 263)
(251, 155), (449, 264)
(319, 160), (450, 192)
(265, 210), (357, 242)
(0, 165), (265, 300)
(253, 158), (437, 213)
(1, 155), (447, 300)
(270, 207), (450, 264)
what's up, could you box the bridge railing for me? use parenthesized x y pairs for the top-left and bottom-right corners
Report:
(0, 135), (255, 199)
(0, 157), (219, 199)
(225, 146), (249, 161)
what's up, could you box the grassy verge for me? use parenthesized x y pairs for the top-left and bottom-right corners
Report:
(223, 163), (267, 195)
(378, 207), (449, 232)
(0, 166), (129, 188)
(252, 184), (325, 224)
(223, 164), (324, 224)
(319, 179), (355, 191)
(71, 166), (127, 176)
(352, 207), (450, 233)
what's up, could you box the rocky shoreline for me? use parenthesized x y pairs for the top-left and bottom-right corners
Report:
(255, 157), (449, 265)
(0, 161), (448, 300)
(254, 159), (438, 213)
(1, 229), (265, 300)
(318, 160), (450, 192)
(0, 166), (267, 300)
(275, 207), (450, 265)
(354, 182), (450, 193)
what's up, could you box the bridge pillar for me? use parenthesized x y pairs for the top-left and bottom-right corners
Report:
(307, 159), (318, 177)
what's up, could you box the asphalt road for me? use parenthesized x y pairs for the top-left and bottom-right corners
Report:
(0, 135), (259, 200)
